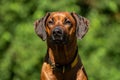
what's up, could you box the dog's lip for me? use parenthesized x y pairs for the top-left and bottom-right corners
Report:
(52, 37), (68, 44)
(53, 39), (65, 44)
(53, 38), (63, 42)
(53, 40), (62, 42)
(53, 37), (63, 40)
(50, 33), (69, 44)
(52, 34), (63, 40)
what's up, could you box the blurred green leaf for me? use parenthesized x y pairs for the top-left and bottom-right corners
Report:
(0, 0), (120, 80)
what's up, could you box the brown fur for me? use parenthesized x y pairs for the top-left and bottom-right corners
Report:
(34, 12), (89, 80)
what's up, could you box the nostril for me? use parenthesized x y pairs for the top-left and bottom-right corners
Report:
(52, 31), (56, 35)
(52, 27), (64, 41)
(56, 30), (62, 34)
(53, 28), (62, 35)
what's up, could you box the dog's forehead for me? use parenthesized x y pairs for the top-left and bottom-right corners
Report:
(49, 12), (71, 19)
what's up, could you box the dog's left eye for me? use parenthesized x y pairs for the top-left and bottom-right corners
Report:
(64, 19), (71, 25)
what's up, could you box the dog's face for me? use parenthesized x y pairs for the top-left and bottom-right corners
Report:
(45, 12), (76, 44)
(34, 12), (89, 44)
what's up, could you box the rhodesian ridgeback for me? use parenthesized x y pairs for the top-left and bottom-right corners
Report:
(34, 12), (89, 80)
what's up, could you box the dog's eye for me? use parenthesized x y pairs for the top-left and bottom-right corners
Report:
(64, 18), (71, 25)
(48, 21), (54, 25)
(48, 19), (54, 25)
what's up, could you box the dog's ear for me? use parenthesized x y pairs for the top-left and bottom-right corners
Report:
(71, 13), (89, 39)
(34, 13), (50, 41)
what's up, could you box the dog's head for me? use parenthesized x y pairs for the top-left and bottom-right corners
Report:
(34, 12), (89, 44)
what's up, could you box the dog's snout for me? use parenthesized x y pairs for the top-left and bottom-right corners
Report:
(52, 27), (64, 42)
(52, 27), (63, 36)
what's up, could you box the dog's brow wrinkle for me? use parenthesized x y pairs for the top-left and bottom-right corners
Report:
(53, 14), (66, 18)
(58, 16), (60, 20)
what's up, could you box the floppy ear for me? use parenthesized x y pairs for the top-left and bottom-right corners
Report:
(34, 13), (50, 41)
(71, 13), (89, 39)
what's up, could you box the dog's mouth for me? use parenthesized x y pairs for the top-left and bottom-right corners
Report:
(51, 34), (68, 44)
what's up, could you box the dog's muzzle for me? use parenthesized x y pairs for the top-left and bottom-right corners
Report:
(51, 27), (68, 44)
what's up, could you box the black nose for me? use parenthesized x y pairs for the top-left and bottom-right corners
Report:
(52, 27), (63, 36)
(52, 27), (63, 40)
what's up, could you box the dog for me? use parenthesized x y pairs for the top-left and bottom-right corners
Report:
(34, 12), (89, 80)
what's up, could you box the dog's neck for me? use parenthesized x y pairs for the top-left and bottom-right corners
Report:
(47, 39), (77, 65)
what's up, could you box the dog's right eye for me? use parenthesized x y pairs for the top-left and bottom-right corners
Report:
(48, 21), (53, 24)
(64, 18), (72, 25)
(48, 19), (54, 25)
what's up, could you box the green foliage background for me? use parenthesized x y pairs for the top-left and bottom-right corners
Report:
(0, 0), (120, 80)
